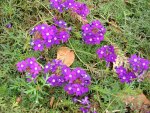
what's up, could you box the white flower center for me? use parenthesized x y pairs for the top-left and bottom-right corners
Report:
(46, 33), (49, 36)
(68, 87), (72, 90)
(41, 27), (45, 29)
(69, 74), (72, 78)
(89, 38), (92, 41)
(38, 44), (41, 47)
(59, 21), (62, 24)
(52, 79), (55, 82)
(54, 37), (57, 40)
(143, 63), (145, 66)
(21, 65), (24, 67)
(35, 67), (37, 70)
(100, 51), (104, 54)
(123, 76), (126, 80)
(86, 27), (88, 30)
(77, 88), (80, 91)
(134, 59), (137, 62)
(30, 61), (33, 64)
(48, 40), (51, 42)
(77, 70), (80, 73)
(45, 65), (49, 68)
(83, 33), (86, 36)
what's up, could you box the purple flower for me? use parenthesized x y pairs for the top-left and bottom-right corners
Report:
(6, 23), (12, 28)
(50, 0), (64, 12)
(16, 58), (42, 82)
(82, 20), (106, 45)
(49, 59), (63, 73)
(64, 83), (74, 94)
(33, 39), (44, 51)
(26, 57), (36, 67)
(116, 66), (136, 83)
(81, 96), (90, 105)
(116, 66), (127, 75)
(72, 97), (78, 103)
(44, 36), (54, 48)
(129, 54), (150, 73)
(58, 31), (70, 43)
(64, 67), (91, 96)
(44, 62), (51, 73)
(63, 0), (75, 9)
(72, 2), (90, 18)
(45, 59), (69, 87)
(53, 18), (67, 28)
(80, 107), (89, 113)
(47, 74), (65, 86)
(61, 65), (71, 75)
(96, 45), (117, 63)
(30, 62), (42, 75)
(16, 60), (27, 72)
(47, 74), (58, 86)
(50, 0), (76, 13)
(26, 73), (38, 82)
(30, 22), (71, 51)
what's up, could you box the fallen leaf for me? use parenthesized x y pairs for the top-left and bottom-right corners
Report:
(57, 47), (75, 67)
(112, 44), (129, 71)
(108, 18), (122, 33)
(123, 93), (150, 112)
(16, 96), (21, 103)
(50, 96), (55, 108)
(69, 11), (88, 24)
(33, 31), (42, 39)
(113, 55), (129, 70)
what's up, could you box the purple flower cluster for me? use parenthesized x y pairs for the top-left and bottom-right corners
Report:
(129, 54), (150, 73)
(16, 57), (42, 81)
(81, 20), (106, 45)
(44, 59), (66, 86)
(73, 96), (97, 113)
(72, 2), (90, 18)
(64, 67), (91, 96)
(30, 21), (70, 51)
(96, 45), (117, 63)
(44, 59), (91, 96)
(50, 0), (89, 18)
(116, 54), (150, 83)
(116, 66), (136, 83)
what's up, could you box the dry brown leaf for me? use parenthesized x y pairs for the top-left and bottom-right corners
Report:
(33, 31), (42, 39)
(69, 11), (88, 24)
(57, 47), (75, 67)
(50, 96), (55, 108)
(112, 44), (129, 71)
(108, 18), (122, 33)
(16, 96), (22, 103)
(123, 93), (150, 112)
(113, 55), (129, 71)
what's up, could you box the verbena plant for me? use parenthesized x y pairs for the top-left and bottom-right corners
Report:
(0, 0), (150, 113)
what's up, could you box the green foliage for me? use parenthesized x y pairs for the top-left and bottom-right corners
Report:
(0, 0), (150, 112)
